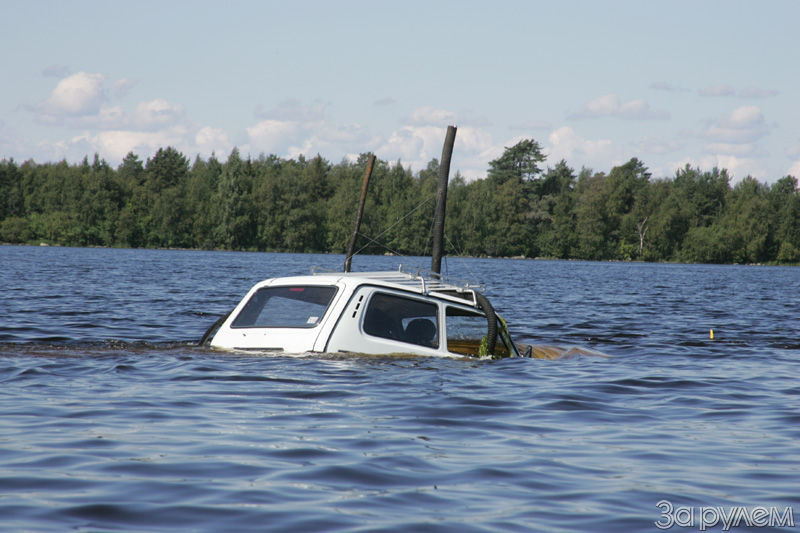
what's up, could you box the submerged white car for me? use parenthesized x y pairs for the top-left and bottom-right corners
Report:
(206, 267), (521, 358)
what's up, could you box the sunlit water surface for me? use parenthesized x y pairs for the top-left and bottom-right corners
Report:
(1, 246), (799, 532)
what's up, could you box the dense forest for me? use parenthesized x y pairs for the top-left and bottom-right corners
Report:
(2, 139), (799, 264)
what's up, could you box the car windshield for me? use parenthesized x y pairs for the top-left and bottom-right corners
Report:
(231, 285), (337, 328)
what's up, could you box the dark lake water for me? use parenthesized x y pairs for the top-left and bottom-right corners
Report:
(1, 245), (799, 532)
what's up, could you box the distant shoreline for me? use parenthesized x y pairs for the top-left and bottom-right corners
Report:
(3, 241), (795, 267)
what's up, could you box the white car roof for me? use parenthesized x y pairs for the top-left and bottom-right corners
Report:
(255, 268), (483, 307)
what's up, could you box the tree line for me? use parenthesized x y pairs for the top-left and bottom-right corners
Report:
(1, 140), (799, 264)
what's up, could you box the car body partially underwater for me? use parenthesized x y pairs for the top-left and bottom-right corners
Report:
(208, 267), (521, 358)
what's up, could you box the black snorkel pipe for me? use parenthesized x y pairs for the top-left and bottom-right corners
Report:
(199, 310), (231, 346)
(344, 154), (376, 273)
(474, 291), (498, 356)
(431, 125), (456, 279)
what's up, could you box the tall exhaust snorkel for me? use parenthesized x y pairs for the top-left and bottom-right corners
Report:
(430, 125), (498, 356)
(430, 125), (455, 279)
(344, 154), (376, 273)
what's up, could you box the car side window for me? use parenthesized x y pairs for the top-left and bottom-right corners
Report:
(363, 292), (439, 348)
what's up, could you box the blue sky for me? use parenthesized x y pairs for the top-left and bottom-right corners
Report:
(2, 0), (798, 183)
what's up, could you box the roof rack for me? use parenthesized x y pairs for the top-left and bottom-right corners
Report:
(310, 264), (485, 296)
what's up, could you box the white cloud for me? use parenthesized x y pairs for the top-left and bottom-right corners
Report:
(245, 99), (376, 160)
(286, 126), (367, 160)
(20, 121), (233, 168)
(248, 104), (488, 177)
(94, 105), (126, 126)
(35, 73), (187, 134)
(454, 128), (501, 179)
(85, 126), (189, 162)
(692, 106), (774, 180)
(708, 155), (762, 180)
(789, 161), (800, 178)
(578, 94), (619, 116)
(633, 136), (683, 155)
(401, 125), (495, 180)
(619, 99), (653, 117)
(24, 71), (234, 165)
(546, 126), (614, 165)
(375, 125), (440, 163)
(113, 78), (138, 97)
(245, 115), (371, 162)
(195, 126), (231, 155)
(408, 106), (458, 126)
(133, 98), (186, 129)
(728, 106), (763, 127)
(453, 127), (495, 158)
(342, 121), (495, 180)
(246, 119), (307, 155)
(569, 93), (669, 120)
(703, 105), (768, 144)
(38, 71), (106, 120)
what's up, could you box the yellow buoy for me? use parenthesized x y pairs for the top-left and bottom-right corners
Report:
(709, 329), (714, 340)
